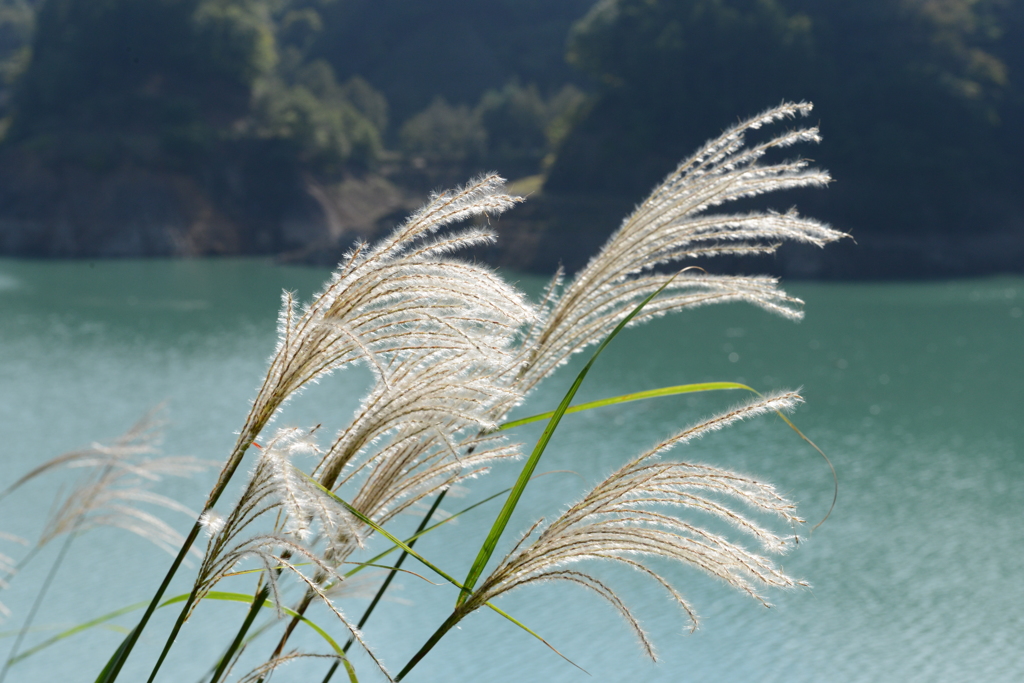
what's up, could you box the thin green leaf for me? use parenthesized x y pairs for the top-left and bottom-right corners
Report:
(10, 592), (347, 669)
(5, 601), (147, 664)
(343, 491), (450, 660)
(482, 602), (588, 674)
(163, 592), (347, 659)
(498, 382), (749, 430)
(95, 519), (205, 683)
(773, 411), (837, 529)
(457, 276), (679, 607)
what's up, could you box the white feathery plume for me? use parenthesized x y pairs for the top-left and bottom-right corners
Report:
(314, 344), (524, 538)
(193, 429), (392, 679)
(4, 409), (209, 555)
(200, 104), (840, 672)
(317, 347), (520, 488)
(514, 102), (848, 391)
(0, 534), (25, 619)
(467, 392), (807, 660)
(188, 177), (536, 673)
(208, 174), (534, 511)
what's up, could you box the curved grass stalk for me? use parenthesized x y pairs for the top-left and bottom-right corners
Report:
(316, 474), (570, 683)
(400, 392), (808, 678)
(314, 493), (447, 683)
(56, 487), (510, 681)
(346, 492), (446, 652)
(13, 591), (348, 678)
(13, 550), (448, 673)
(394, 283), (671, 678)
(0, 529), (77, 683)
(240, 652), (356, 683)
(497, 381), (749, 430)
(0, 412), (204, 683)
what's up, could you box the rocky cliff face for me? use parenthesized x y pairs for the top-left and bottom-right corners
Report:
(1, 151), (1021, 280)
(1, 156), (237, 257)
(0, 149), (424, 261)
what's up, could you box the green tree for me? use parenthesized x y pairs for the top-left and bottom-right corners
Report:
(4, 0), (275, 166)
(310, 0), (596, 122)
(3, 0), (387, 172)
(548, 0), (1024, 241)
(0, 0), (35, 127)
(548, 0), (818, 196)
(399, 96), (487, 165)
(247, 60), (383, 170)
(475, 81), (589, 177)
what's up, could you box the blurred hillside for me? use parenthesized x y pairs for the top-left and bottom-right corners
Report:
(0, 0), (1021, 278)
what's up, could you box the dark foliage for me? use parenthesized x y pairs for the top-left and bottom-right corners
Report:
(546, 0), (1024, 241)
(309, 0), (596, 122)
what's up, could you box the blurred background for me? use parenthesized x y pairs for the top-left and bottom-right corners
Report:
(1, 2), (1023, 682)
(0, 0), (1022, 277)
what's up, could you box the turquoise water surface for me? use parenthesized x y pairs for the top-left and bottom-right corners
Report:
(1, 258), (1022, 682)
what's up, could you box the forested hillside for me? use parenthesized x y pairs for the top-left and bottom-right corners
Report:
(544, 0), (1024, 276)
(0, 0), (1021, 277)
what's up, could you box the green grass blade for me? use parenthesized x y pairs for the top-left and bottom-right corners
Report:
(498, 381), (750, 431)
(160, 591), (348, 658)
(11, 591), (347, 671)
(208, 585), (269, 683)
(345, 491), (448, 656)
(773, 410), (837, 529)
(6, 602), (148, 665)
(94, 519), (204, 683)
(482, 602), (588, 674)
(457, 278), (676, 607)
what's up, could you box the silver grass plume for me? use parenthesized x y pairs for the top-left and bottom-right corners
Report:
(196, 178), (537, 673)
(4, 410), (207, 555)
(255, 177), (535, 565)
(199, 175), (534, 582)
(196, 429), (345, 606)
(229, 359), (525, 668)
(0, 534), (25, 619)
(312, 345), (524, 556)
(207, 174), (533, 511)
(515, 102), (848, 392)
(195, 428), (390, 677)
(466, 392), (806, 660)
(194, 178), (539, 672)
(245, 103), (839, 668)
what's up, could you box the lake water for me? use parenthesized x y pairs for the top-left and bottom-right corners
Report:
(1, 258), (1022, 682)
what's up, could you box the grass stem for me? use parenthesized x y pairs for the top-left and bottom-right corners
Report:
(0, 529), (77, 683)
(208, 584), (270, 683)
(395, 609), (464, 681)
(99, 438), (256, 683)
(346, 491), (447, 651)
(94, 519), (202, 683)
